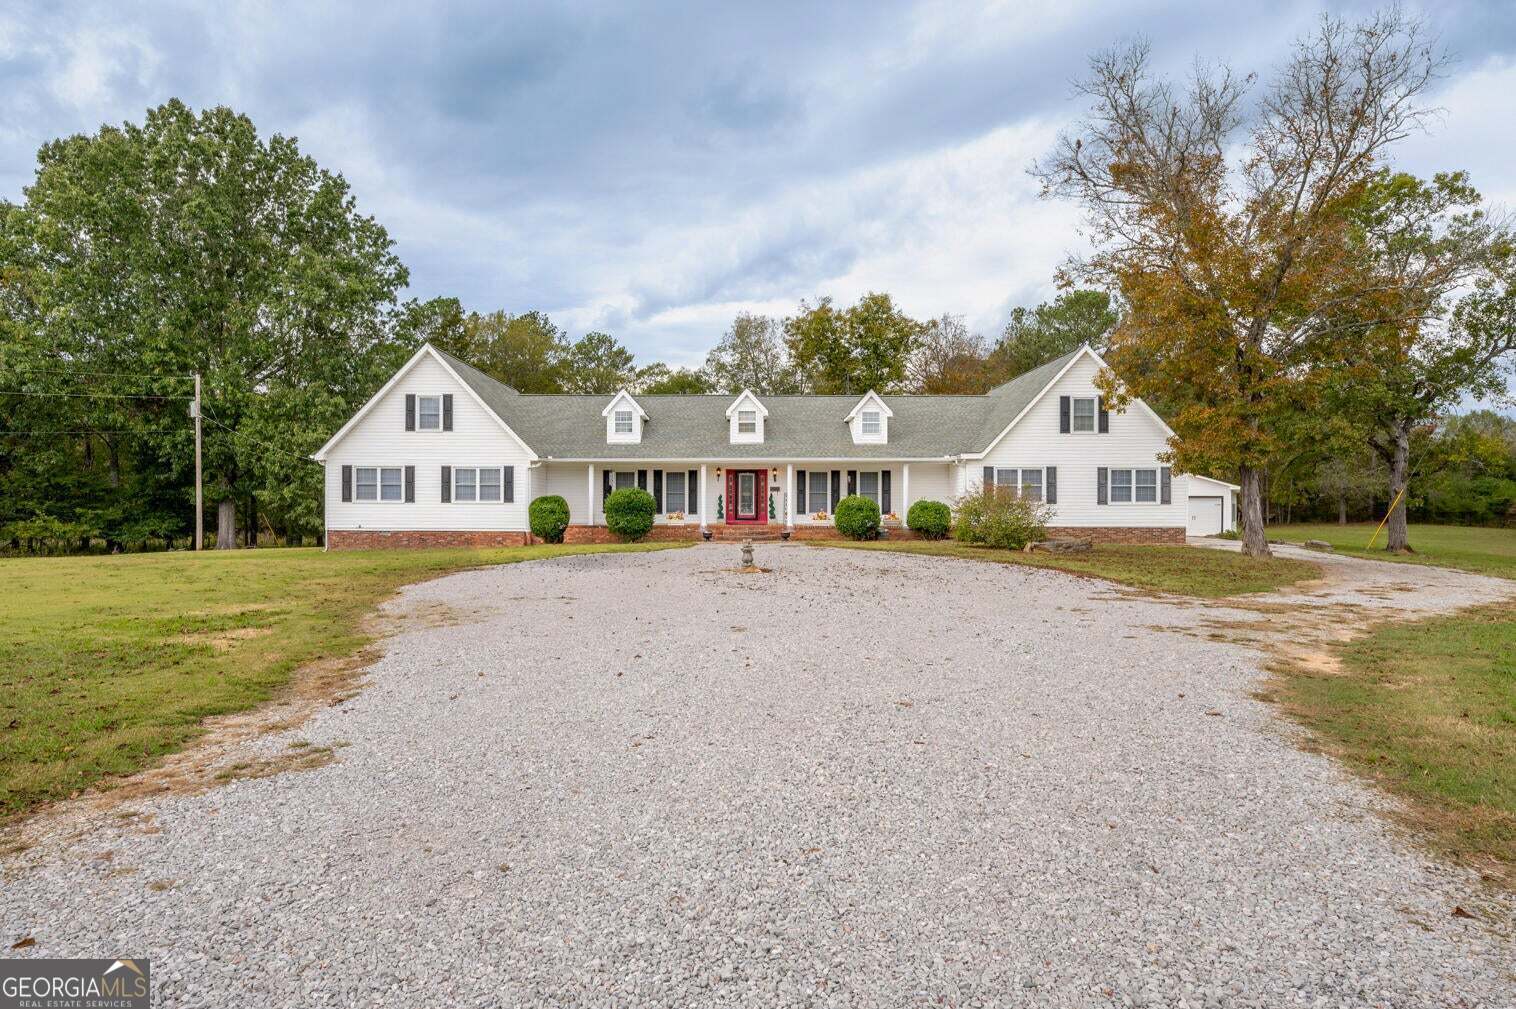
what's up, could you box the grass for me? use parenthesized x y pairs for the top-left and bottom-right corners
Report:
(0, 542), (682, 822)
(1270, 522), (1516, 580)
(811, 539), (1320, 598)
(1274, 600), (1516, 887)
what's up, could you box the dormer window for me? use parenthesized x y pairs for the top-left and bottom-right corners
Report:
(602, 390), (647, 444)
(417, 395), (442, 431)
(726, 390), (768, 444)
(845, 391), (892, 444)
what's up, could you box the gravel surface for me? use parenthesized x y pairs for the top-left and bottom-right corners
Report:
(5, 543), (1514, 1007)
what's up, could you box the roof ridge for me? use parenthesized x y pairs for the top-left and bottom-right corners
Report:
(428, 344), (520, 396)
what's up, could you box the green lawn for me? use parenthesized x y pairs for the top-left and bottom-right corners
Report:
(1270, 523), (1516, 580)
(0, 543), (681, 822)
(812, 540), (1320, 598)
(1276, 601), (1516, 886)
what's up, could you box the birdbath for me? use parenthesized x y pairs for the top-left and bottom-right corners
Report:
(740, 538), (755, 569)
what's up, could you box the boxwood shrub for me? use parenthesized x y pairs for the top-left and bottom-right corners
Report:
(604, 487), (657, 541)
(834, 494), (881, 540)
(528, 494), (571, 543)
(906, 499), (951, 540)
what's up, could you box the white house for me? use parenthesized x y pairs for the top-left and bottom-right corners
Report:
(311, 343), (1237, 547)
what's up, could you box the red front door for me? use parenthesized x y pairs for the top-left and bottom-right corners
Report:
(725, 469), (767, 523)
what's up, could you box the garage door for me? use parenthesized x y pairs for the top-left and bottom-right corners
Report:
(1187, 496), (1224, 536)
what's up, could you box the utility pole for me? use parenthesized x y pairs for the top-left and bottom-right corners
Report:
(192, 373), (203, 551)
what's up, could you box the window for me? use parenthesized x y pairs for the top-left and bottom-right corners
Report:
(992, 467), (1043, 501)
(455, 467), (476, 502)
(478, 467), (501, 502)
(615, 471), (636, 490)
(737, 409), (757, 434)
(355, 467), (402, 502)
(808, 470), (829, 510)
(861, 410), (881, 436)
(1071, 396), (1096, 433)
(665, 471), (686, 513)
(418, 395), (442, 431)
(1107, 467), (1156, 503)
(613, 409), (634, 434)
(858, 471), (880, 505)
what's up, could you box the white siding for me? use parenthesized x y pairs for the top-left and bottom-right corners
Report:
(903, 462), (953, 512)
(972, 353), (1186, 528)
(324, 354), (533, 531)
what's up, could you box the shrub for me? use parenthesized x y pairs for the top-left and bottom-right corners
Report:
(906, 500), (951, 540)
(604, 487), (657, 541)
(952, 486), (1051, 550)
(529, 495), (571, 543)
(834, 494), (881, 540)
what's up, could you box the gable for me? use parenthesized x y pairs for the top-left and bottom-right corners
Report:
(314, 346), (537, 461)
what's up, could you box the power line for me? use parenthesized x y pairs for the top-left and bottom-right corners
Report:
(0, 365), (195, 381)
(0, 429), (151, 435)
(0, 390), (193, 400)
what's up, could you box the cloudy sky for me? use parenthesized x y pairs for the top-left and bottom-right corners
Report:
(3, 1), (1515, 369)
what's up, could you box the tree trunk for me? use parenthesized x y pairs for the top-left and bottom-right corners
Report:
(1239, 465), (1271, 558)
(1337, 494), (1347, 525)
(1386, 425), (1412, 553)
(216, 498), (237, 550)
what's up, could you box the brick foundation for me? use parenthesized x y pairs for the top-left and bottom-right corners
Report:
(327, 529), (533, 549)
(1044, 526), (1186, 545)
(562, 525), (705, 544)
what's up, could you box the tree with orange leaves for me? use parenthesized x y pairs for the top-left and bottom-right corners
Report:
(1034, 9), (1447, 557)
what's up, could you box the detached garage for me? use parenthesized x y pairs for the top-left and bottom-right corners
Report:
(1186, 475), (1239, 536)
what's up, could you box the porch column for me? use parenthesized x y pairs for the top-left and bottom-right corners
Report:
(523, 463), (533, 514)
(785, 464), (795, 530)
(699, 464), (708, 533)
(902, 463), (910, 518)
(586, 464), (595, 526)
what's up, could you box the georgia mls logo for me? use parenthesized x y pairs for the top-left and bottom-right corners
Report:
(1, 957), (150, 1009)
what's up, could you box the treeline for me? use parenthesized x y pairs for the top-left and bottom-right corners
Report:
(0, 99), (1114, 554)
(413, 287), (1118, 397)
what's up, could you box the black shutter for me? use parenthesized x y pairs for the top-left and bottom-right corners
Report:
(847, 470), (857, 496)
(441, 465), (452, 503)
(504, 465), (515, 503)
(1097, 466), (1108, 506)
(637, 469), (648, 491)
(653, 470), (663, 511)
(405, 395), (416, 431)
(442, 394), (454, 431)
(797, 469), (808, 513)
(983, 465), (994, 488)
(404, 465), (415, 503)
(830, 471), (841, 510)
(1045, 466), (1057, 505)
(1098, 397), (1109, 433)
(1059, 396), (1070, 434)
(341, 465), (353, 502)
(602, 470), (612, 503)
(1160, 466), (1171, 505)
(882, 471), (892, 513)
(687, 469), (698, 514)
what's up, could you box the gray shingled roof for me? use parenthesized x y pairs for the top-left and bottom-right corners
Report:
(432, 345), (1081, 460)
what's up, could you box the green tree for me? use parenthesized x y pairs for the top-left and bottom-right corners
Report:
(634, 363), (713, 394)
(989, 290), (1119, 380)
(704, 312), (799, 394)
(433, 309), (570, 392)
(785, 293), (923, 394)
(1322, 171), (1510, 551)
(560, 331), (637, 393)
(0, 99), (409, 548)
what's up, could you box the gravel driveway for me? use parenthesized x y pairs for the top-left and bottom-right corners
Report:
(4, 544), (1514, 1007)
